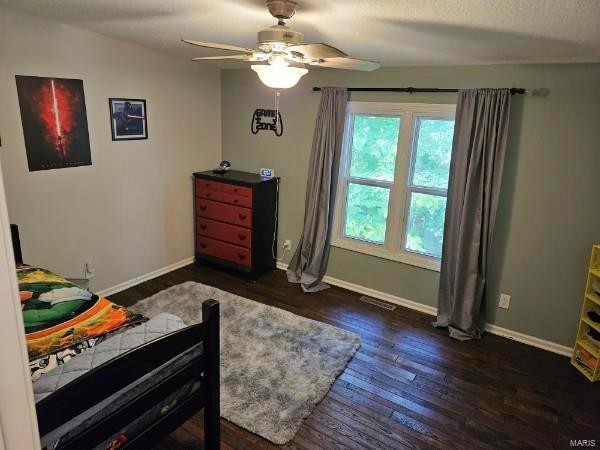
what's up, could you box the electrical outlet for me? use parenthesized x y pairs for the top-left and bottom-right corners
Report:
(499, 293), (511, 309)
(283, 239), (292, 251)
(84, 259), (95, 279)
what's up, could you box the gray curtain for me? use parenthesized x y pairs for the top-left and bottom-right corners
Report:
(434, 89), (511, 340)
(287, 87), (348, 292)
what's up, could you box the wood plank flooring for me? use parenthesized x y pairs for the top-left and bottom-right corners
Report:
(109, 264), (600, 449)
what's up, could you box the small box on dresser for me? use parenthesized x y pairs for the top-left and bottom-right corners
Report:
(193, 170), (278, 280)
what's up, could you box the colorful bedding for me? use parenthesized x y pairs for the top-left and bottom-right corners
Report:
(18, 266), (145, 363)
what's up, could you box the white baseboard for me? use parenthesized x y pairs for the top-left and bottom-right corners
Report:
(279, 261), (438, 316)
(484, 324), (572, 357)
(97, 256), (195, 298)
(276, 262), (573, 357)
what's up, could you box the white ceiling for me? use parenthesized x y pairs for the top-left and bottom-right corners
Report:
(2, 0), (599, 67)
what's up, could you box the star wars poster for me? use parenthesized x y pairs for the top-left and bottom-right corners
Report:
(15, 75), (92, 171)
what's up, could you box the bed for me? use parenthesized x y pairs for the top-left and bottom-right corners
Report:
(11, 224), (220, 450)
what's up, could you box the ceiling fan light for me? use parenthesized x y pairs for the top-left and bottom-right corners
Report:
(251, 64), (308, 89)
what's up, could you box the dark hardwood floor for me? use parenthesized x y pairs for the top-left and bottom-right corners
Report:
(109, 264), (600, 449)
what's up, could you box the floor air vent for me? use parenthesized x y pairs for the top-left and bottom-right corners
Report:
(358, 295), (397, 311)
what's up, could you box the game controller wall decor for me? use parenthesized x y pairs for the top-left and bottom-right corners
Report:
(251, 109), (283, 137)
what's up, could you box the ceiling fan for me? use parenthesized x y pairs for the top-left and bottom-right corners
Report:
(182, 0), (380, 89)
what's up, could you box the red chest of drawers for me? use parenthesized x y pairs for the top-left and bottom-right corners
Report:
(193, 170), (278, 280)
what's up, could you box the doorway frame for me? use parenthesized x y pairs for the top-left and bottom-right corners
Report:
(0, 157), (40, 450)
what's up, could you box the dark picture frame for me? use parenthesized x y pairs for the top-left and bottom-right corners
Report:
(15, 75), (92, 171)
(108, 98), (148, 141)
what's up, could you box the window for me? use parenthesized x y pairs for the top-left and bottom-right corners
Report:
(332, 102), (455, 271)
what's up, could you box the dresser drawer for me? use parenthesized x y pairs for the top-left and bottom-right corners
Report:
(195, 178), (224, 193)
(196, 236), (251, 267)
(196, 198), (252, 228)
(196, 217), (252, 248)
(195, 179), (252, 198)
(221, 183), (252, 198)
(196, 189), (252, 208)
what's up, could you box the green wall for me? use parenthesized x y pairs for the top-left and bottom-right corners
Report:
(222, 64), (600, 347)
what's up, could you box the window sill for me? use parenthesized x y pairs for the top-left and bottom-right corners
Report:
(331, 237), (441, 272)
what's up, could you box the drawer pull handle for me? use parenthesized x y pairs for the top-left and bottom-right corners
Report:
(205, 183), (211, 188)
(205, 193), (211, 197)
(238, 234), (246, 240)
(200, 224), (207, 230)
(233, 188), (238, 193)
(200, 243), (208, 249)
(199, 205), (207, 211)
(233, 199), (239, 204)
(238, 253), (246, 260)
(238, 213), (247, 220)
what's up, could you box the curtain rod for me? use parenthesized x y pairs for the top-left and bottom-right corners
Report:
(311, 87), (527, 95)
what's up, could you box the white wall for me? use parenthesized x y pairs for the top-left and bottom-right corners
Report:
(0, 156), (40, 450)
(0, 8), (221, 291)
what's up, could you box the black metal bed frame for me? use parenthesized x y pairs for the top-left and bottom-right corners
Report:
(11, 224), (220, 449)
(11, 224), (22, 264)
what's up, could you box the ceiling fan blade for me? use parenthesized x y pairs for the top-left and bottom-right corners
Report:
(286, 43), (347, 60)
(181, 39), (256, 54)
(192, 55), (251, 60)
(316, 57), (381, 72)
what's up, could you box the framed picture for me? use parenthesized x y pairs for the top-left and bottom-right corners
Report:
(109, 98), (148, 140)
(15, 75), (92, 171)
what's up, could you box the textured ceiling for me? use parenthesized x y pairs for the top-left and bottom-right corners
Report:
(2, 0), (599, 67)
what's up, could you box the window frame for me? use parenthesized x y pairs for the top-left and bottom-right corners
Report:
(332, 102), (456, 272)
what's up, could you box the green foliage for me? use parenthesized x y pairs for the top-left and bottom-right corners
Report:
(344, 115), (454, 256)
(411, 119), (454, 189)
(405, 118), (453, 256)
(350, 116), (400, 181)
(344, 183), (389, 243)
(405, 193), (446, 257)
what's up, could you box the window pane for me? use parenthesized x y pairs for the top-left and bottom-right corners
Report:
(405, 192), (446, 257)
(350, 115), (400, 181)
(344, 183), (390, 243)
(411, 118), (454, 189)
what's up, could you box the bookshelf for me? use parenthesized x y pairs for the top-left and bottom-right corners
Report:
(571, 245), (600, 381)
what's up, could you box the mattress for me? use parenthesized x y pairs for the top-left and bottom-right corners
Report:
(35, 313), (203, 450)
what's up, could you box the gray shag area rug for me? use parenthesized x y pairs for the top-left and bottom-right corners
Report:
(128, 281), (360, 445)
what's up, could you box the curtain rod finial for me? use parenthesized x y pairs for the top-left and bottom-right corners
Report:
(529, 88), (550, 98)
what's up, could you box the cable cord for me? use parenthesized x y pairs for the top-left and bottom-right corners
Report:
(270, 90), (283, 261)
(271, 177), (284, 261)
